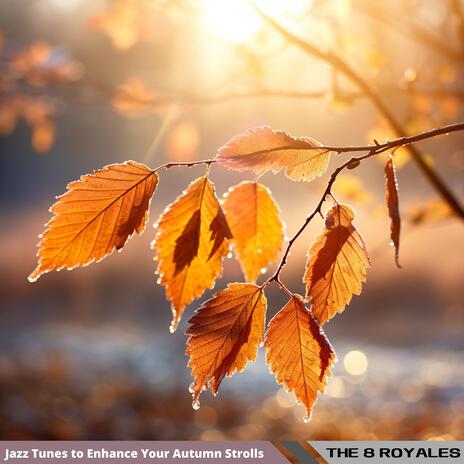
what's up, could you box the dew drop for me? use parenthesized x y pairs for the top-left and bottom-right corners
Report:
(260, 267), (267, 274)
(157, 277), (162, 285)
(192, 399), (201, 410)
(256, 248), (263, 254)
(169, 324), (175, 334)
(389, 239), (394, 247)
(188, 382), (195, 394)
(303, 415), (310, 423)
(227, 252), (233, 259)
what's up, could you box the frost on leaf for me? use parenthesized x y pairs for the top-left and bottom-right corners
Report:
(186, 283), (267, 402)
(265, 294), (336, 419)
(152, 176), (232, 331)
(216, 126), (331, 182)
(304, 204), (370, 325)
(222, 181), (284, 282)
(29, 161), (158, 282)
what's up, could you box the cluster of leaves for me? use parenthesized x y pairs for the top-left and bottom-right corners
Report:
(29, 126), (404, 420)
(90, 0), (176, 51)
(0, 35), (81, 152)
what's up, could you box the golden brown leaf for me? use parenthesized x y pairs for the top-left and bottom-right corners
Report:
(186, 283), (267, 403)
(265, 294), (335, 419)
(152, 176), (232, 331)
(385, 158), (401, 267)
(29, 161), (158, 282)
(222, 181), (284, 282)
(216, 126), (331, 182)
(304, 204), (370, 325)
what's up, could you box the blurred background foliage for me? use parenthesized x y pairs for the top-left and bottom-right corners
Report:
(0, 0), (463, 440)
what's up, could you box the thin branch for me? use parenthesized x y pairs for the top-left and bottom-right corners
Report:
(262, 150), (377, 293)
(252, 3), (464, 220)
(262, 122), (464, 291)
(153, 159), (216, 173)
(149, 122), (464, 294)
(152, 122), (464, 174)
(316, 121), (464, 153)
(356, 1), (463, 61)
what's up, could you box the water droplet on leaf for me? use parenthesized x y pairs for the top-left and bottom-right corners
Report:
(192, 399), (201, 410)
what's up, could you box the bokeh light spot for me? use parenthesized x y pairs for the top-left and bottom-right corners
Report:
(344, 350), (368, 376)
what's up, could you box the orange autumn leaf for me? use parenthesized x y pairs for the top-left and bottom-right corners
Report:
(265, 294), (335, 419)
(304, 204), (370, 325)
(152, 176), (232, 331)
(186, 283), (267, 403)
(29, 161), (158, 282)
(216, 126), (331, 182)
(222, 181), (284, 282)
(385, 157), (401, 267)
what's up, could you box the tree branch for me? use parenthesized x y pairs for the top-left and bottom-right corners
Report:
(263, 151), (375, 293)
(261, 122), (464, 291)
(356, 1), (463, 61)
(252, 3), (464, 220)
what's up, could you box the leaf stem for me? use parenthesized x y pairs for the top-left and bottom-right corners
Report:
(252, 3), (464, 220)
(153, 159), (217, 173)
(262, 149), (383, 290)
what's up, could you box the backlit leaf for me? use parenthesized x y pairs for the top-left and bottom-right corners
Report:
(222, 181), (284, 282)
(152, 176), (232, 331)
(186, 283), (267, 402)
(385, 157), (401, 267)
(216, 126), (331, 182)
(29, 161), (158, 282)
(304, 204), (370, 325)
(265, 294), (335, 419)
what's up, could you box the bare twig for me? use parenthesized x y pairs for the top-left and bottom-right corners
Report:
(153, 159), (216, 173)
(252, 3), (464, 220)
(356, 1), (463, 61)
(149, 121), (464, 295)
(262, 150), (376, 294)
(261, 122), (464, 293)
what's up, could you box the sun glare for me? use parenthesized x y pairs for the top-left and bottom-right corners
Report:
(203, 0), (262, 44)
(202, 0), (312, 44)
